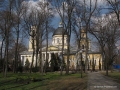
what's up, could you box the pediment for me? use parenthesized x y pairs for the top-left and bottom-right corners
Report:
(42, 45), (59, 51)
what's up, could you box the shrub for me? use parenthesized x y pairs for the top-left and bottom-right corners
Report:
(17, 66), (23, 73)
(32, 67), (39, 72)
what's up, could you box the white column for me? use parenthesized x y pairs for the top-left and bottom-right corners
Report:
(58, 52), (60, 56)
(49, 53), (51, 62)
(42, 53), (43, 60)
(45, 53), (46, 60)
(42, 53), (45, 60)
(24, 56), (26, 66)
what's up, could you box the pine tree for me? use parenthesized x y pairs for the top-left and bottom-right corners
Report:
(25, 59), (30, 72)
(50, 53), (55, 71)
(50, 53), (59, 71)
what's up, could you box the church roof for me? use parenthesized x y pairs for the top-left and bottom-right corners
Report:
(42, 45), (60, 52)
(53, 22), (67, 36)
(53, 27), (67, 36)
(88, 50), (101, 54)
(20, 51), (33, 55)
(63, 47), (78, 55)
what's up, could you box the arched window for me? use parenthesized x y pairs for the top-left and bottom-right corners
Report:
(82, 34), (84, 37)
(82, 45), (84, 49)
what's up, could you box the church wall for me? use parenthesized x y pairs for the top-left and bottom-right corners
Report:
(63, 54), (76, 70)
(21, 55), (36, 67)
(52, 35), (68, 49)
(20, 24), (104, 71)
(28, 39), (32, 51)
(88, 54), (102, 70)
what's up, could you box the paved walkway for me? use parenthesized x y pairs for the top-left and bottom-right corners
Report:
(87, 71), (120, 90)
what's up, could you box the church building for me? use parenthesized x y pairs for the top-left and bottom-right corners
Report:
(20, 22), (102, 70)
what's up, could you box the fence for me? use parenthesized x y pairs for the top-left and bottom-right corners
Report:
(113, 64), (120, 69)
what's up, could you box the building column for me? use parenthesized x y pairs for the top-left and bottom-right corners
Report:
(44, 53), (46, 60)
(24, 56), (26, 66)
(49, 53), (51, 62)
(21, 56), (24, 66)
(42, 53), (43, 61)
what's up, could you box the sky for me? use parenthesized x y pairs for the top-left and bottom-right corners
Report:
(0, 0), (112, 50)
(25, 0), (108, 27)
(20, 0), (110, 50)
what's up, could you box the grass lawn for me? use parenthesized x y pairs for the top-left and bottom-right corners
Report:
(0, 72), (87, 90)
(101, 71), (120, 84)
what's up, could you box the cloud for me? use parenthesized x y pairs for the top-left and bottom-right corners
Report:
(23, 0), (41, 11)
(95, 0), (107, 7)
(77, 0), (107, 7)
(23, 0), (107, 18)
(22, 0), (108, 27)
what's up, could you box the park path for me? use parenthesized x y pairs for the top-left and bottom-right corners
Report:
(87, 71), (120, 90)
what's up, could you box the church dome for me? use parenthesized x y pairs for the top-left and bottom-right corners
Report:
(53, 22), (67, 36)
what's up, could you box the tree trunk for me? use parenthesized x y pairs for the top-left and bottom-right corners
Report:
(66, 35), (70, 74)
(1, 38), (5, 74)
(85, 29), (88, 73)
(30, 39), (35, 73)
(4, 31), (9, 77)
(60, 31), (64, 75)
(14, 29), (19, 73)
(39, 32), (43, 74)
(45, 21), (48, 73)
(106, 58), (108, 76)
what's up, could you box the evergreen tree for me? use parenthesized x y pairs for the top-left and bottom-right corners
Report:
(0, 59), (4, 72)
(50, 53), (55, 71)
(17, 60), (23, 73)
(25, 58), (30, 72)
(57, 55), (61, 69)
(50, 53), (59, 71)
(55, 54), (60, 71)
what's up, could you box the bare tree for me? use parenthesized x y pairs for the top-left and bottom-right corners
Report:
(22, 1), (53, 74)
(0, 0), (16, 77)
(41, 1), (53, 73)
(12, 0), (25, 73)
(105, 18), (120, 75)
(22, 6), (37, 73)
(75, 0), (98, 73)
(90, 13), (120, 75)
(106, 0), (120, 25)
(52, 0), (76, 74)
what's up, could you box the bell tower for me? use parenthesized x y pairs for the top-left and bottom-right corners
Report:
(80, 29), (91, 51)
(28, 26), (37, 51)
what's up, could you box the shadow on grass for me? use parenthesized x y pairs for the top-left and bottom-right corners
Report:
(0, 72), (87, 90)
(0, 79), (16, 87)
(4, 83), (28, 90)
(28, 73), (87, 90)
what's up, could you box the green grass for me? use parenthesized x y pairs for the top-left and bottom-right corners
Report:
(101, 71), (120, 84)
(107, 71), (120, 84)
(0, 72), (87, 90)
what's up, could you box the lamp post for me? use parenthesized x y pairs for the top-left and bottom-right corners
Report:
(79, 50), (83, 78)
